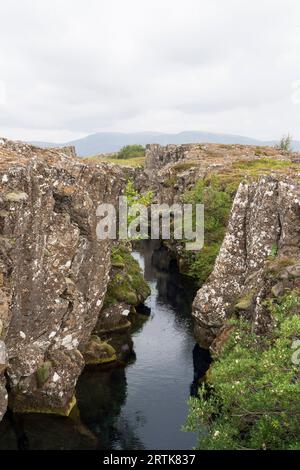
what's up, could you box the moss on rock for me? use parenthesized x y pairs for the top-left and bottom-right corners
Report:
(9, 394), (77, 417)
(82, 336), (117, 365)
(104, 244), (150, 308)
(36, 361), (52, 388)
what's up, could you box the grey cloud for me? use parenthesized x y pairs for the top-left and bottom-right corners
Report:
(0, 0), (300, 141)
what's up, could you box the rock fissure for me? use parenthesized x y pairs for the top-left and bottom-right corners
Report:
(2, 138), (300, 420)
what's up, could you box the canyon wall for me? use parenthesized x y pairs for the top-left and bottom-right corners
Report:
(0, 139), (127, 420)
(144, 142), (300, 349)
(192, 176), (300, 349)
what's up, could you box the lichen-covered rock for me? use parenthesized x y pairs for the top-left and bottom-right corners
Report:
(193, 176), (300, 348)
(0, 138), (126, 419)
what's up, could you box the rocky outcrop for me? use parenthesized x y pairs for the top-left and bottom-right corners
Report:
(193, 176), (300, 348)
(144, 142), (300, 204)
(0, 138), (127, 419)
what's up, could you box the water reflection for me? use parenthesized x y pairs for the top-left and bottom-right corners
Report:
(0, 409), (98, 450)
(76, 366), (144, 450)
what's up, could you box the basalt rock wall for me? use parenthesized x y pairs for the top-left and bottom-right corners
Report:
(0, 139), (126, 419)
(192, 176), (300, 349)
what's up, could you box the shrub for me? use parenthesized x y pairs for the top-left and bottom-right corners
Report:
(117, 145), (145, 160)
(185, 293), (300, 450)
(276, 135), (293, 152)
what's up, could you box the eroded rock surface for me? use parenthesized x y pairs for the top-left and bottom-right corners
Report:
(193, 176), (300, 348)
(0, 138), (126, 418)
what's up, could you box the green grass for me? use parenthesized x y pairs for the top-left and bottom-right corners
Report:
(84, 155), (145, 167)
(232, 157), (297, 171)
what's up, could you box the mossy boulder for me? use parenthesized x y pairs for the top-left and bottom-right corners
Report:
(104, 244), (150, 308)
(82, 336), (117, 365)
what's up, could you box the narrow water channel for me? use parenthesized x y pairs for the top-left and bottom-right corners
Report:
(0, 240), (210, 450)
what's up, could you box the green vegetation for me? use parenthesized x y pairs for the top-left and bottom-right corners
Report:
(124, 179), (154, 208)
(104, 244), (150, 308)
(36, 361), (52, 388)
(117, 144), (145, 160)
(83, 337), (117, 365)
(269, 243), (279, 260)
(185, 293), (300, 450)
(233, 157), (295, 171)
(181, 175), (237, 284)
(124, 179), (154, 232)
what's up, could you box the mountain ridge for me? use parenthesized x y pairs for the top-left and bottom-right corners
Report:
(30, 131), (300, 156)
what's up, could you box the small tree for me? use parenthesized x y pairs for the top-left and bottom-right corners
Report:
(276, 134), (292, 152)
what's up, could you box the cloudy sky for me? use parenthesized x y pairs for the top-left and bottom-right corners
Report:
(0, 0), (300, 143)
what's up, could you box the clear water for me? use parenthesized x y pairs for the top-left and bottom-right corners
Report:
(0, 240), (208, 450)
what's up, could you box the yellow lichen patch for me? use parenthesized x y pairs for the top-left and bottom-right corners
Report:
(235, 293), (253, 311)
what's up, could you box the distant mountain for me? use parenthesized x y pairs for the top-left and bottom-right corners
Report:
(31, 131), (300, 157)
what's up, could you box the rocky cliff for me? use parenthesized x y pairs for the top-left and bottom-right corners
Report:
(144, 142), (300, 348)
(193, 176), (300, 349)
(0, 138), (127, 420)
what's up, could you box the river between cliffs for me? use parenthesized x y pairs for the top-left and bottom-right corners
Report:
(0, 240), (209, 450)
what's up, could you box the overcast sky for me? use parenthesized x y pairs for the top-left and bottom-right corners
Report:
(0, 0), (300, 143)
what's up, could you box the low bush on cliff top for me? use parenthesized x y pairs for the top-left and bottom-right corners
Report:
(185, 293), (300, 450)
(117, 145), (145, 160)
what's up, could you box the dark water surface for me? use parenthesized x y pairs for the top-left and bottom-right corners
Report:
(0, 240), (207, 450)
